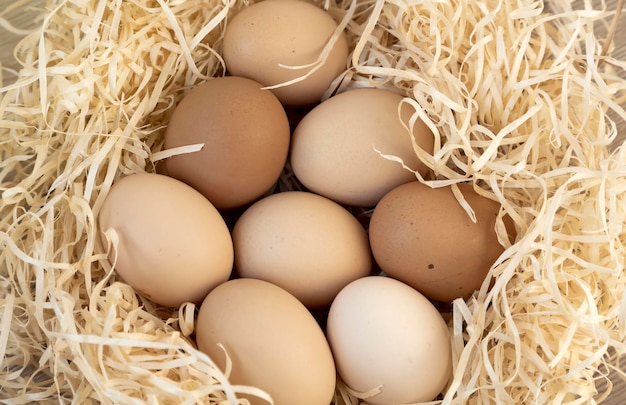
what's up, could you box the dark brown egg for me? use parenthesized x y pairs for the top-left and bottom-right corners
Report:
(163, 76), (290, 210)
(368, 181), (515, 302)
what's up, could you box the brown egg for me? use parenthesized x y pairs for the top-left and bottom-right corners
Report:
(195, 278), (336, 405)
(232, 191), (371, 308)
(97, 173), (233, 307)
(290, 88), (434, 207)
(164, 76), (290, 210)
(368, 181), (514, 302)
(223, 0), (349, 106)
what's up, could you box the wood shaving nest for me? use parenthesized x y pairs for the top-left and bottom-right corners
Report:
(1, 0), (626, 404)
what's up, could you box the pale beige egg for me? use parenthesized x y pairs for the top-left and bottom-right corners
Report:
(195, 278), (336, 405)
(290, 88), (434, 207)
(98, 173), (233, 307)
(223, 0), (349, 106)
(232, 191), (371, 308)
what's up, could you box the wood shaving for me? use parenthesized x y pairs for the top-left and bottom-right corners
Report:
(1, 0), (625, 404)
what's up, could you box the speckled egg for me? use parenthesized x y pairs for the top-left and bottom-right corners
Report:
(369, 181), (514, 302)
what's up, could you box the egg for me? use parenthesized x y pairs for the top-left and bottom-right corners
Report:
(369, 181), (514, 302)
(326, 276), (452, 404)
(290, 88), (434, 207)
(163, 76), (290, 210)
(232, 191), (371, 308)
(97, 173), (233, 307)
(222, 0), (349, 106)
(195, 278), (336, 405)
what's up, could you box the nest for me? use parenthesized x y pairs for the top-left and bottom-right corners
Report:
(1, 0), (626, 403)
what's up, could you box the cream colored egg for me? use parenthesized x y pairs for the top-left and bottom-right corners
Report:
(232, 191), (371, 308)
(223, 0), (349, 106)
(290, 88), (434, 207)
(326, 276), (452, 404)
(98, 173), (233, 307)
(195, 278), (336, 405)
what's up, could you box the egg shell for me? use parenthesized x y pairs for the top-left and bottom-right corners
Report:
(290, 88), (434, 207)
(326, 276), (452, 404)
(232, 191), (372, 308)
(223, 0), (349, 106)
(97, 173), (233, 307)
(195, 278), (336, 405)
(369, 181), (513, 302)
(163, 76), (290, 210)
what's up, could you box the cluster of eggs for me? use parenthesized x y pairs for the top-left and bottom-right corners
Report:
(97, 1), (514, 404)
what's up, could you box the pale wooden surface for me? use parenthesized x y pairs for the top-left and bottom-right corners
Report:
(1, 0), (625, 403)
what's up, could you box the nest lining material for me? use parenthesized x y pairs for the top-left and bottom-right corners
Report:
(1, 0), (626, 404)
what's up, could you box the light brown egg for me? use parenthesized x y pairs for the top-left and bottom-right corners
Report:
(163, 76), (290, 210)
(97, 173), (233, 308)
(368, 181), (514, 303)
(290, 88), (434, 207)
(195, 278), (336, 405)
(232, 191), (371, 308)
(223, 0), (349, 106)
(326, 276), (452, 404)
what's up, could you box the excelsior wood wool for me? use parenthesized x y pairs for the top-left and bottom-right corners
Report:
(1, 0), (626, 403)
